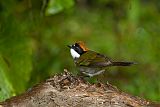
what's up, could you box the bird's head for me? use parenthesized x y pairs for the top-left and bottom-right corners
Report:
(67, 41), (89, 59)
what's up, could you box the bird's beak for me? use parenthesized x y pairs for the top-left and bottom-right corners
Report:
(67, 45), (72, 48)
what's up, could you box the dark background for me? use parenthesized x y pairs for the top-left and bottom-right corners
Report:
(0, 0), (160, 102)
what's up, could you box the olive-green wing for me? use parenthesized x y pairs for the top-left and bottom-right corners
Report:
(76, 51), (112, 67)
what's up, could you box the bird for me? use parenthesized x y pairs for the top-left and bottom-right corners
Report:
(67, 41), (135, 77)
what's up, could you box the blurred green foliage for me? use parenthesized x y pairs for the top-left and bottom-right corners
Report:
(46, 0), (74, 15)
(0, 0), (160, 102)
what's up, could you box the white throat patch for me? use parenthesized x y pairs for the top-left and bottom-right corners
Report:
(70, 48), (80, 59)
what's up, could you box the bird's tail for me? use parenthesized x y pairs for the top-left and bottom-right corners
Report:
(112, 61), (136, 66)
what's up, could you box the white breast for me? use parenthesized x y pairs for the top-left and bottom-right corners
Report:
(70, 48), (80, 59)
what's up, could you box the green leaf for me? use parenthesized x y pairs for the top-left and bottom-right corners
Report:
(45, 0), (75, 15)
(0, 55), (15, 100)
(0, 16), (32, 95)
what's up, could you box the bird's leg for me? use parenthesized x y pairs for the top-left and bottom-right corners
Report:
(95, 69), (106, 83)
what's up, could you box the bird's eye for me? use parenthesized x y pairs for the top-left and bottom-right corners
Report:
(75, 43), (78, 46)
